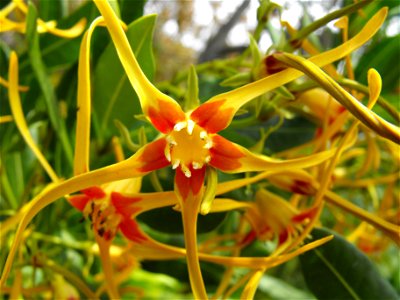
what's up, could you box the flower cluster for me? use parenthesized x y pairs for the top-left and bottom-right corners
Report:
(1, 0), (399, 299)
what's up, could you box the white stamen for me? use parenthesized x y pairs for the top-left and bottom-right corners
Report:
(187, 119), (195, 135)
(174, 121), (187, 132)
(172, 159), (180, 169)
(166, 135), (177, 146)
(205, 155), (211, 163)
(192, 161), (203, 169)
(204, 139), (213, 149)
(181, 164), (192, 178)
(164, 147), (171, 162)
(200, 131), (207, 140)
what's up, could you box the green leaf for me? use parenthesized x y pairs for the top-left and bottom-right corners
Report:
(266, 117), (316, 153)
(19, 1), (98, 73)
(300, 228), (398, 300)
(26, 2), (73, 163)
(93, 15), (156, 136)
(118, 0), (146, 24)
(257, 275), (315, 300)
(37, 0), (62, 21)
(138, 207), (227, 234)
(355, 35), (400, 93)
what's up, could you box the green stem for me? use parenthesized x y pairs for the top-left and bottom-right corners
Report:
(289, 0), (373, 47)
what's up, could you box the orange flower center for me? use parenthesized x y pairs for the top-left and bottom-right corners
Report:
(164, 119), (212, 177)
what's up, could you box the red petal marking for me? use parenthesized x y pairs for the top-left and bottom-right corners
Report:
(175, 166), (206, 201)
(147, 99), (186, 133)
(240, 230), (257, 246)
(119, 217), (147, 243)
(291, 206), (318, 223)
(190, 99), (234, 133)
(111, 192), (142, 217)
(68, 194), (90, 211)
(263, 53), (287, 76)
(337, 105), (346, 114)
(81, 186), (106, 199)
(209, 135), (244, 171)
(138, 138), (171, 172)
(278, 230), (289, 245)
(290, 180), (316, 196)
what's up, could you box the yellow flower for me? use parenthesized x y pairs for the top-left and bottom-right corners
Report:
(0, 0), (86, 38)
(244, 189), (318, 251)
(0, 3), (390, 298)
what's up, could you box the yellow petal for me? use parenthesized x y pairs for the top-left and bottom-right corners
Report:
(0, 18), (25, 32)
(367, 69), (382, 108)
(275, 52), (399, 144)
(240, 269), (264, 300)
(180, 195), (208, 299)
(201, 8), (388, 131)
(281, 20), (339, 78)
(199, 235), (333, 268)
(0, 76), (29, 92)
(41, 18), (86, 38)
(8, 52), (59, 183)
(209, 198), (252, 213)
(0, 115), (13, 123)
(231, 143), (335, 174)
(74, 16), (106, 176)
(0, 1), (16, 18)
(0, 143), (160, 286)
(93, 0), (179, 117)
(326, 191), (400, 246)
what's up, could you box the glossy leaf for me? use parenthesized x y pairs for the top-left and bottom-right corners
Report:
(300, 228), (398, 300)
(93, 15), (156, 136)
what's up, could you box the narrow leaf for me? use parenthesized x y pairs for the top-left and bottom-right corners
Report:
(26, 2), (73, 162)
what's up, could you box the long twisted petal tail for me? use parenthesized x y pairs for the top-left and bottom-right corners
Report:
(199, 235), (334, 268)
(5, 0), (85, 38)
(286, 80), (383, 252)
(39, 18), (86, 38)
(196, 8), (387, 133)
(274, 53), (400, 144)
(93, 218), (334, 269)
(0, 141), (166, 285)
(209, 135), (335, 173)
(326, 191), (400, 246)
(8, 52), (59, 183)
(74, 17), (106, 176)
(93, 0), (185, 132)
